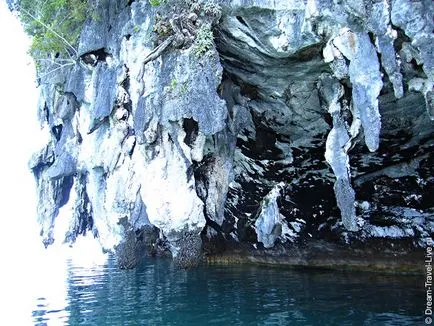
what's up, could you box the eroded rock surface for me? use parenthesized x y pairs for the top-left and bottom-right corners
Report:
(30, 0), (433, 270)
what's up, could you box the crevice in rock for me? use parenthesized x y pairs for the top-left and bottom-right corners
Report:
(80, 48), (112, 66)
(64, 91), (80, 112)
(57, 175), (74, 209)
(65, 174), (94, 244)
(235, 16), (248, 28)
(51, 124), (63, 142)
(121, 64), (131, 93)
(237, 114), (281, 160)
(43, 102), (49, 124)
(128, 137), (136, 157)
(76, 129), (83, 144)
(291, 43), (326, 62)
(182, 118), (198, 147)
(220, 70), (261, 102)
(408, 58), (426, 76)
(392, 25), (412, 52)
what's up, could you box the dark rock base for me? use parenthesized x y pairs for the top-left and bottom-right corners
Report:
(115, 225), (161, 269)
(205, 240), (424, 274)
(172, 231), (203, 269)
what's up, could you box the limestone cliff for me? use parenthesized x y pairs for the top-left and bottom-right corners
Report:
(28, 0), (433, 270)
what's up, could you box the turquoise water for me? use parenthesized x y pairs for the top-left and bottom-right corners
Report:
(30, 255), (424, 325)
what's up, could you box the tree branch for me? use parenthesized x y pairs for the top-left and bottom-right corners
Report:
(138, 35), (175, 80)
(38, 61), (75, 80)
(18, 5), (78, 58)
(143, 35), (175, 66)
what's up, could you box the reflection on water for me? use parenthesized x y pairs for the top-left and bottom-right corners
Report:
(31, 255), (423, 325)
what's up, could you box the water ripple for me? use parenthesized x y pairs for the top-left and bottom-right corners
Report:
(29, 256), (424, 325)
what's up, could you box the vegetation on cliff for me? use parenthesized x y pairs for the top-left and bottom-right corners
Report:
(18, 0), (88, 61)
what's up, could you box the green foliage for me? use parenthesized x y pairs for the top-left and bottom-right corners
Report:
(133, 25), (141, 33)
(166, 77), (189, 96)
(202, 2), (221, 18)
(149, 0), (164, 6)
(184, 0), (221, 18)
(170, 77), (178, 92)
(18, 0), (89, 58)
(193, 23), (214, 58)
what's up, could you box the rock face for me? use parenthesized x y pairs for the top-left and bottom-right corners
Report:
(29, 0), (433, 270)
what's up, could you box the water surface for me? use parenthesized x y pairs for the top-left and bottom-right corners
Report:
(31, 255), (423, 325)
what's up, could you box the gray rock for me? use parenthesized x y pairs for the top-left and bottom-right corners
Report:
(46, 152), (76, 180)
(254, 182), (285, 248)
(78, 0), (130, 57)
(88, 63), (117, 133)
(133, 96), (150, 144)
(145, 49), (227, 136)
(391, 0), (434, 80)
(319, 73), (358, 231)
(333, 31), (383, 152)
(195, 156), (231, 226)
(368, 1), (403, 98)
(30, 0), (434, 270)
(64, 65), (87, 103)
